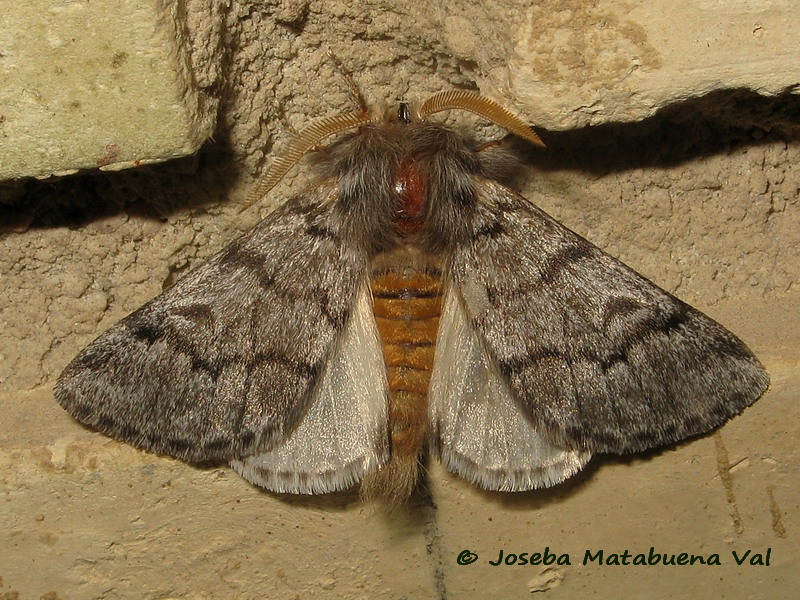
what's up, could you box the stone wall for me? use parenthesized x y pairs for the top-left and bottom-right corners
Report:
(1, 1), (797, 598)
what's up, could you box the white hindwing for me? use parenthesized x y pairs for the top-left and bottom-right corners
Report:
(430, 286), (591, 491)
(230, 285), (389, 493)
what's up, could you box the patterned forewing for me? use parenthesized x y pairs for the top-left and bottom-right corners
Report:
(450, 179), (768, 454)
(55, 184), (366, 462)
(230, 283), (390, 494)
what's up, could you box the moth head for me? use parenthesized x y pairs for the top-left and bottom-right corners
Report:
(245, 91), (544, 208)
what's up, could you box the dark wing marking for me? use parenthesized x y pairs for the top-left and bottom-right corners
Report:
(55, 183), (368, 463)
(448, 179), (769, 454)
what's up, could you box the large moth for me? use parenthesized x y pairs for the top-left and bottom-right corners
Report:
(55, 90), (769, 502)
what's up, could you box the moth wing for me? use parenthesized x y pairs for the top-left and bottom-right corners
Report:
(430, 286), (591, 491)
(55, 183), (387, 470)
(447, 179), (768, 455)
(230, 283), (389, 493)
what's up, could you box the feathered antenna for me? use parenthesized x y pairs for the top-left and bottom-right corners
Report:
(242, 51), (374, 211)
(417, 90), (545, 147)
(242, 111), (374, 210)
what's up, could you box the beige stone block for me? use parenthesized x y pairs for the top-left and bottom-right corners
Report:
(472, 0), (800, 128)
(0, 0), (217, 180)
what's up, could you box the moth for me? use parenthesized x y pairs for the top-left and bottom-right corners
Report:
(55, 90), (769, 503)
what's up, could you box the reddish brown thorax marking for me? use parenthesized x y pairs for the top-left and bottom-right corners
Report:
(393, 159), (427, 236)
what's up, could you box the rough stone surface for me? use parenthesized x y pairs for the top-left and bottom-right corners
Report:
(1, 1), (797, 599)
(503, 0), (800, 128)
(0, 0), (219, 180)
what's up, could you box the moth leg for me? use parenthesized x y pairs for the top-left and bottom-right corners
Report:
(474, 134), (514, 154)
(474, 134), (529, 182)
(326, 50), (368, 115)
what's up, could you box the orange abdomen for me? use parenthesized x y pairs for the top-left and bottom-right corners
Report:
(363, 269), (443, 501)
